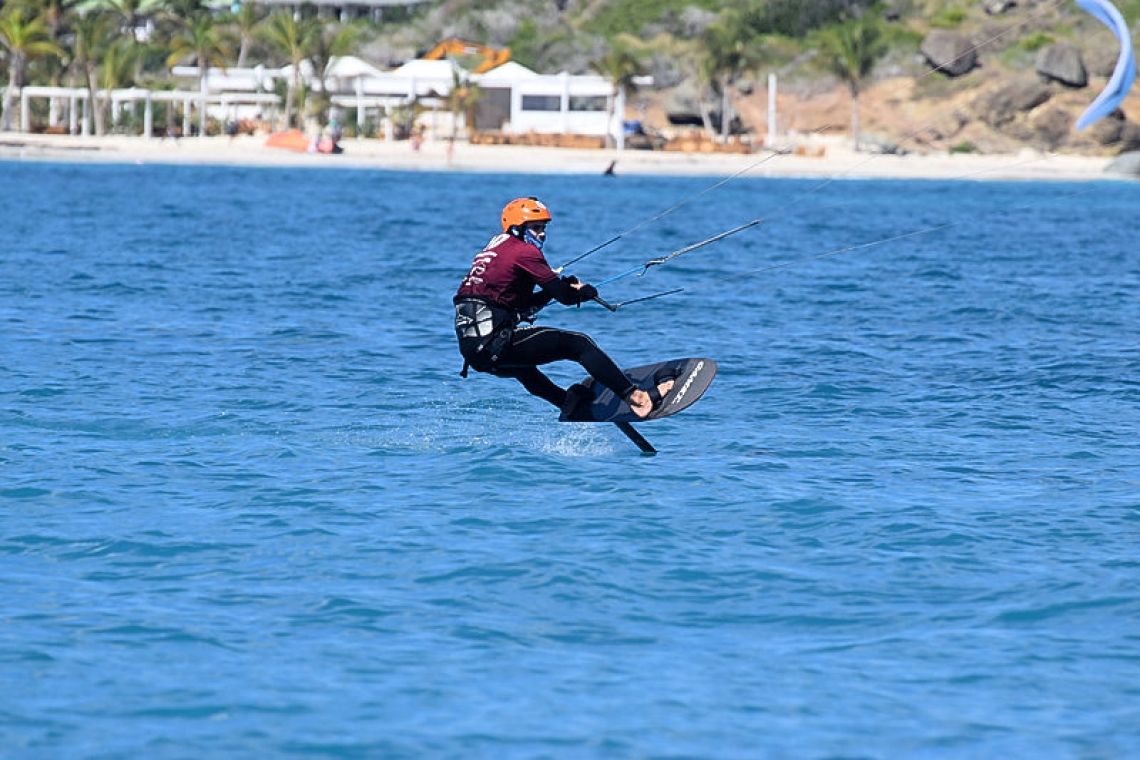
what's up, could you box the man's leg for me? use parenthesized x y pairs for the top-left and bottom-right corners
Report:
(508, 326), (636, 400)
(493, 365), (565, 408)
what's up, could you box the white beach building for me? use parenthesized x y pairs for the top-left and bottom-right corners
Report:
(306, 56), (623, 146)
(166, 55), (623, 144)
(317, 57), (623, 145)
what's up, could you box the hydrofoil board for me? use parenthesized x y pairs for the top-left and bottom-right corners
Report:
(559, 357), (716, 424)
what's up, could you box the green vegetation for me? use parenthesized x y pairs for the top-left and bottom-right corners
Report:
(699, 10), (766, 138)
(259, 12), (321, 128)
(734, 0), (878, 38)
(929, 6), (968, 28)
(590, 43), (648, 146)
(0, 6), (63, 130)
(1114, 0), (1140, 18)
(1019, 32), (1054, 52)
(507, 18), (542, 70)
(813, 14), (887, 150)
(581, 0), (719, 38)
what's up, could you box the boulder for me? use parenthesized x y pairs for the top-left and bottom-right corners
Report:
(1087, 110), (1125, 145)
(1035, 43), (1087, 88)
(1085, 44), (1120, 79)
(922, 110), (970, 142)
(921, 31), (978, 77)
(983, 0), (1017, 14)
(1030, 106), (1073, 150)
(1105, 151), (1140, 177)
(1120, 123), (1140, 152)
(663, 83), (705, 126)
(974, 79), (1051, 127)
(860, 132), (903, 154)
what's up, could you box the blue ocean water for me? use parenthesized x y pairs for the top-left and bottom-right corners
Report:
(2, 158), (1138, 759)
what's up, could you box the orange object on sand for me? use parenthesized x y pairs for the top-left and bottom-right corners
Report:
(265, 129), (310, 152)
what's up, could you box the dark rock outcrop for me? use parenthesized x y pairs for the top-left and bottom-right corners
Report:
(1036, 43), (1087, 88)
(983, 0), (1016, 14)
(1120, 123), (1140, 152)
(921, 31), (978, 77)
(663, 84), (706, 127)
(1030, 106), (1074, 150)
(1084, 45), (1120, 79)
(974, 79), (1052, 127)
(1087, 111), (1126, 145)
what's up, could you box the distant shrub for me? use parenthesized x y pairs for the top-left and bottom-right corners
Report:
(1020, 32), (1054, 52)
(950, 141), (977, 154)
(583, 0), (719, 38)
(931, 7), (968, 28)
(741, 0), (880, 38)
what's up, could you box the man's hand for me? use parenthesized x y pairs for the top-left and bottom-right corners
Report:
(571, 282), (598, 302)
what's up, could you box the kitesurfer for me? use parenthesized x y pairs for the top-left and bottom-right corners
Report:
(454, 197), (672, 420)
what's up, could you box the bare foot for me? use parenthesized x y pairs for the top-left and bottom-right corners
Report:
(628, 378), (675, 419)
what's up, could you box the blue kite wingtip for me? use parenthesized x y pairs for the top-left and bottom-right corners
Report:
(1072, 0), (1137, 130)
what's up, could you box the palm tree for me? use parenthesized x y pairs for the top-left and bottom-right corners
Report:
(73, 9), (120, 135)
(99, 35), (138, 132)
(589, 42), (646, 149)
(163, 0), (209, 20)
(815, 14), (886, 151)
(166, 10), (234, 135)
(444, 67), (482, 143)
(26, 0), (83, 48)
(307, 19), (359, 127)
(700, 11), (764, 142)
(259, 11), (320, 129)
(226, 0), (266, 68)
(0, 6), (65, 131)
(105, 0), (146, 33)
(104, 0), (161, 82)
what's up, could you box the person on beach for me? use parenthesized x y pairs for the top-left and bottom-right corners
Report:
(454, 196), (672, 420)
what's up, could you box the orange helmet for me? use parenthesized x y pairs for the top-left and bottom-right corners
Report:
(501, 197), (552, 232)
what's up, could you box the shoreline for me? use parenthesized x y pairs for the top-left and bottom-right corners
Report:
(0, 132), (1123, 181)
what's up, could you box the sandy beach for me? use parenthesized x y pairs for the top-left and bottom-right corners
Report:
(0, 131), (1124, 181)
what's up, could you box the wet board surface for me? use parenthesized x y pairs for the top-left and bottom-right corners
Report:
(559, 357), (717, 423)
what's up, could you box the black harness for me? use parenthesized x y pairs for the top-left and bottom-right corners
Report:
(453, 296), (518, 377)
